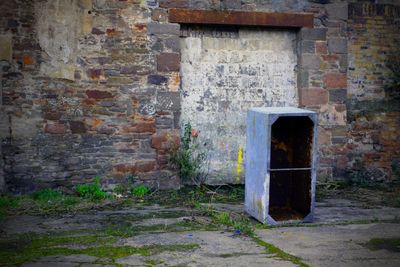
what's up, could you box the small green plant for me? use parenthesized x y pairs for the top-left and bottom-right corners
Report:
(131, 185), (150, 198)
(348, 168), (387, 189)
(205, 209), (254, 236)
(0, 196), (19, 209)
(113, 175), (138, 197)
(31, 189), (63, 202)
(0, 195), (19, 219)
(170, 122), (207, 186)
(75, 176), (107, 200)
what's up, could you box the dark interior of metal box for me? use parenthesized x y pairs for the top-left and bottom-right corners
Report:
(269, 116), (313, 221)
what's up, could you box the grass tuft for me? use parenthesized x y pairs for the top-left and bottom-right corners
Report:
(252, 236), (309, 267)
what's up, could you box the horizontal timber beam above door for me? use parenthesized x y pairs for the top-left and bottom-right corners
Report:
(168, 8), (314, 28)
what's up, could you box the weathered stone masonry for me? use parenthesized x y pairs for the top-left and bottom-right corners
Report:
(0, 0), (399, 192)
(346, 2), (400, 182)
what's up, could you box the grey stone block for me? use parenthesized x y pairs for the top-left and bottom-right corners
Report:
(300, 40), (315, 53)
(329, 89), (347, 103)
(332, 136), (347, 144)
(328, 37), (347, 54)
(339, 54), (348, 71)
(157, 91), (180, 111)
(326, 3), (348, 20)
(301, 54), (321, 70)
(222, 0), (241, 9)
(147, 23), (180, 36)
(148, 74), (168, 85)
(299, 28), (327, 41)
(298, 69), (309, 88)
(165, 37), (180, 52)
(190, 0), (211, 9)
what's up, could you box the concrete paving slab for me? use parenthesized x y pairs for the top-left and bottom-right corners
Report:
(256, 223), (400, 267)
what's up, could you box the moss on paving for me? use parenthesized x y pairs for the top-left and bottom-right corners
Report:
(105, 209), (198, 224)
(252, 236), (309, 267)
(104, 220), (218, 238)
(0, 231), (199, 266)
(198, 207), (309, 266)
(364, 237), (400, 252)
(0, 185), (314, 267)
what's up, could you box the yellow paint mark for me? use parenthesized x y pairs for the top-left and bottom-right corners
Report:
(236, 145), (243, 183)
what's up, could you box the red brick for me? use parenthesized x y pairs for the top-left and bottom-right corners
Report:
(335, 104), (346, 112)
(318, 127), (331, 146)
(321, 55), (339, 62)
(299, 88), (328, 106)
(45, 123), (66, 134)
(134, 119), (156, 133)
(86, 90), (113, 99)
(324, 73), (347, 89)
(315, 41), (327, 55)
(157, 53), (180, 72)
(86, 69), (103, 80)
(121, 119), (156, 134)
(135, 160), (156, 172)
(113, 160), (156, 174)
(82, 98), (97, 106)
(22, 55), (34, 65)
(133, 23), (146, 33)
(151, 130), (180, 152)
(69, 121), (87, 134)
(106, 28), (118, 37)
(336, 155), (349, 169)
(44, 111), (62, 120)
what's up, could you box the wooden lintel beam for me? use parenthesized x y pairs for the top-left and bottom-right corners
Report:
(168, 9), (314, 28)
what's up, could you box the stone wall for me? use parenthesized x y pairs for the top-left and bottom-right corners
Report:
(0, 0), (399, 192)
(347, 2), (400, 182)
(0, 0), (182, 192)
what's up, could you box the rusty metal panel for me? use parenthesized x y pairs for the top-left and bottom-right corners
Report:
(168, 9), (314, 28)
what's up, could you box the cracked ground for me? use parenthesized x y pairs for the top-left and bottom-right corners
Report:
(1, 188), (400, 267)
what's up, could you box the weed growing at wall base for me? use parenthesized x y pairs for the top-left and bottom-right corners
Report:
(31, 188), (63, 202)
(131, 185), (150, 198)
(75, 176), (107, 200)
(170, 122), (208, 186)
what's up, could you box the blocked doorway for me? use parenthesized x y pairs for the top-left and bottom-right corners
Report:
(180, 25), (298, 184)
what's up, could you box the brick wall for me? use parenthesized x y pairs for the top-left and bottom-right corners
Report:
(0, 0), (399, 192)
(346, 2), (400, 182)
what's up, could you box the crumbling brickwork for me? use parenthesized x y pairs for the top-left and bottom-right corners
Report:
(0, 0), (399, 192)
